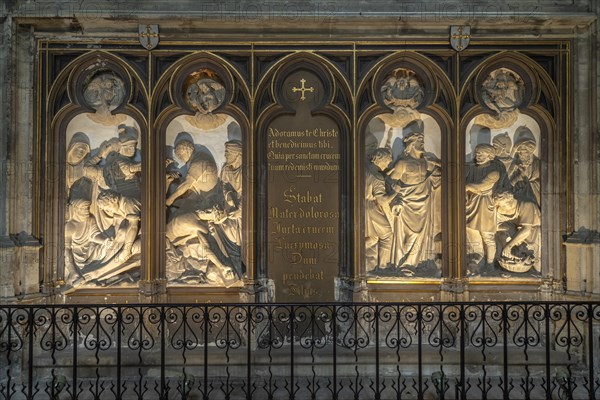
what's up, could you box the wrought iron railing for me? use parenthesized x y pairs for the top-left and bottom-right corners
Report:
(1, 302), (599, 399)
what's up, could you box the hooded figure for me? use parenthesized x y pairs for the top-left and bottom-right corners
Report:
(508, 130), (540, 207)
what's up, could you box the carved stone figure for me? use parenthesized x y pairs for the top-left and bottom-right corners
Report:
(64, 70), (142, 289)
(492, 132), (513, 170)
(64, 199), (111, 285)
(365, 147), (395, 272)
(66, 132), (98, 201)
(217, 140), (244, 277)
(508, 130), (541, 207)
(465, 144), (508, 267)
(387, 120), (441, 274)
(102, 125), (142, 199)
(494, 191), (541, 273)
(165, 133), (239, 286)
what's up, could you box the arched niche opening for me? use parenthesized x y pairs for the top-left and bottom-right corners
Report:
(153, 53), (251, 291)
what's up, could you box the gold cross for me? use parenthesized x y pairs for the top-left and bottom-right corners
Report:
(292, 79), (314, 101)
(139, 25), (158, 50)
(451, 26), (470, 51)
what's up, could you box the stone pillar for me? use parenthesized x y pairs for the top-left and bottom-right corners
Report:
(0, 17), (17, 300)
(4, 23), (42, 297)
(564, 230), (600, 295)
(564, 22), (600, 296)
(11, 232), (42, 296)
(0, 237), (16, 298)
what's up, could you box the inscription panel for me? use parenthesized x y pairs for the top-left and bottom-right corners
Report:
(267, 71), (340, 301)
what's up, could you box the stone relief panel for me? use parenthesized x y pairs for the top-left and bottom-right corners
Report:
(165, 70), (243, 286)
(466, 103), (541, 278)
(64, 70), (142, 288)
(365, 70), (442, 278)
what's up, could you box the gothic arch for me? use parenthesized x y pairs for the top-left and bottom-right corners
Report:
(152, 52), (252, 287)
(356, 52), (455, 282)
(44, 51), (148, 290)
(459, 51), (561, 283)
(254, 52), (353, 296)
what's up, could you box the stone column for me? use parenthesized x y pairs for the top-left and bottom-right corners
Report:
(564, 22), (600, 295)
(0, 16), (17, 300)
(3, 22), (42, 298)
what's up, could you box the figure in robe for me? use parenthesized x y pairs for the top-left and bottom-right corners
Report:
(165, 133), (237, 285)
(103, 125), (142, 200)
(387, 120), (441, 272)
(365, 147), (395, 272)
(465, 143), (508, 266)
(216, 140), (243, 277)
(492, 132), (513, 171)
(79, 189), (142, 283)
(494, 191), (541, 273)
(64, 199), (112, 285)
(508, 130), (540, 207)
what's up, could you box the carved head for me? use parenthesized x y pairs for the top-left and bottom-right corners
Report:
(117, 125), (138, 158)
(69, 198), (92, 220)
(474, 143), (495, 165)
(403, 120), (425, 152)
(370, 147), (392, 171)
(83, 71), (126, 112)
(224, 140), (242, 166)
(97, 190), (121, 216)
(174, 140), (195, 164)
(67, 132), (91, 165)
(492, 132), (512, 156)
(513, 135), (537, 165)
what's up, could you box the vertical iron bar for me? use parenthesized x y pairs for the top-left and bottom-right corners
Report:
(160, 306), (165, 400)
(247, 305), (251, 400)
(460, 304), (466, 400)
(28, 307), (33, 400)
(375, 305), (380, 400)
(418, 304), (423, 400)
(545, 304), (551, 400)
(204, 305), (208, 400)
(333, 305), (337, 400)
(290, 305), (294, 400)
(503, 304), (509, 400)
(72, 307), (78, 400)
(116, 306), (121, 400)
(588, 303), (595, 400)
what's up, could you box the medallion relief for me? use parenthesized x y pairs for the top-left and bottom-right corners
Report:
(475, 68), (525, 129)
